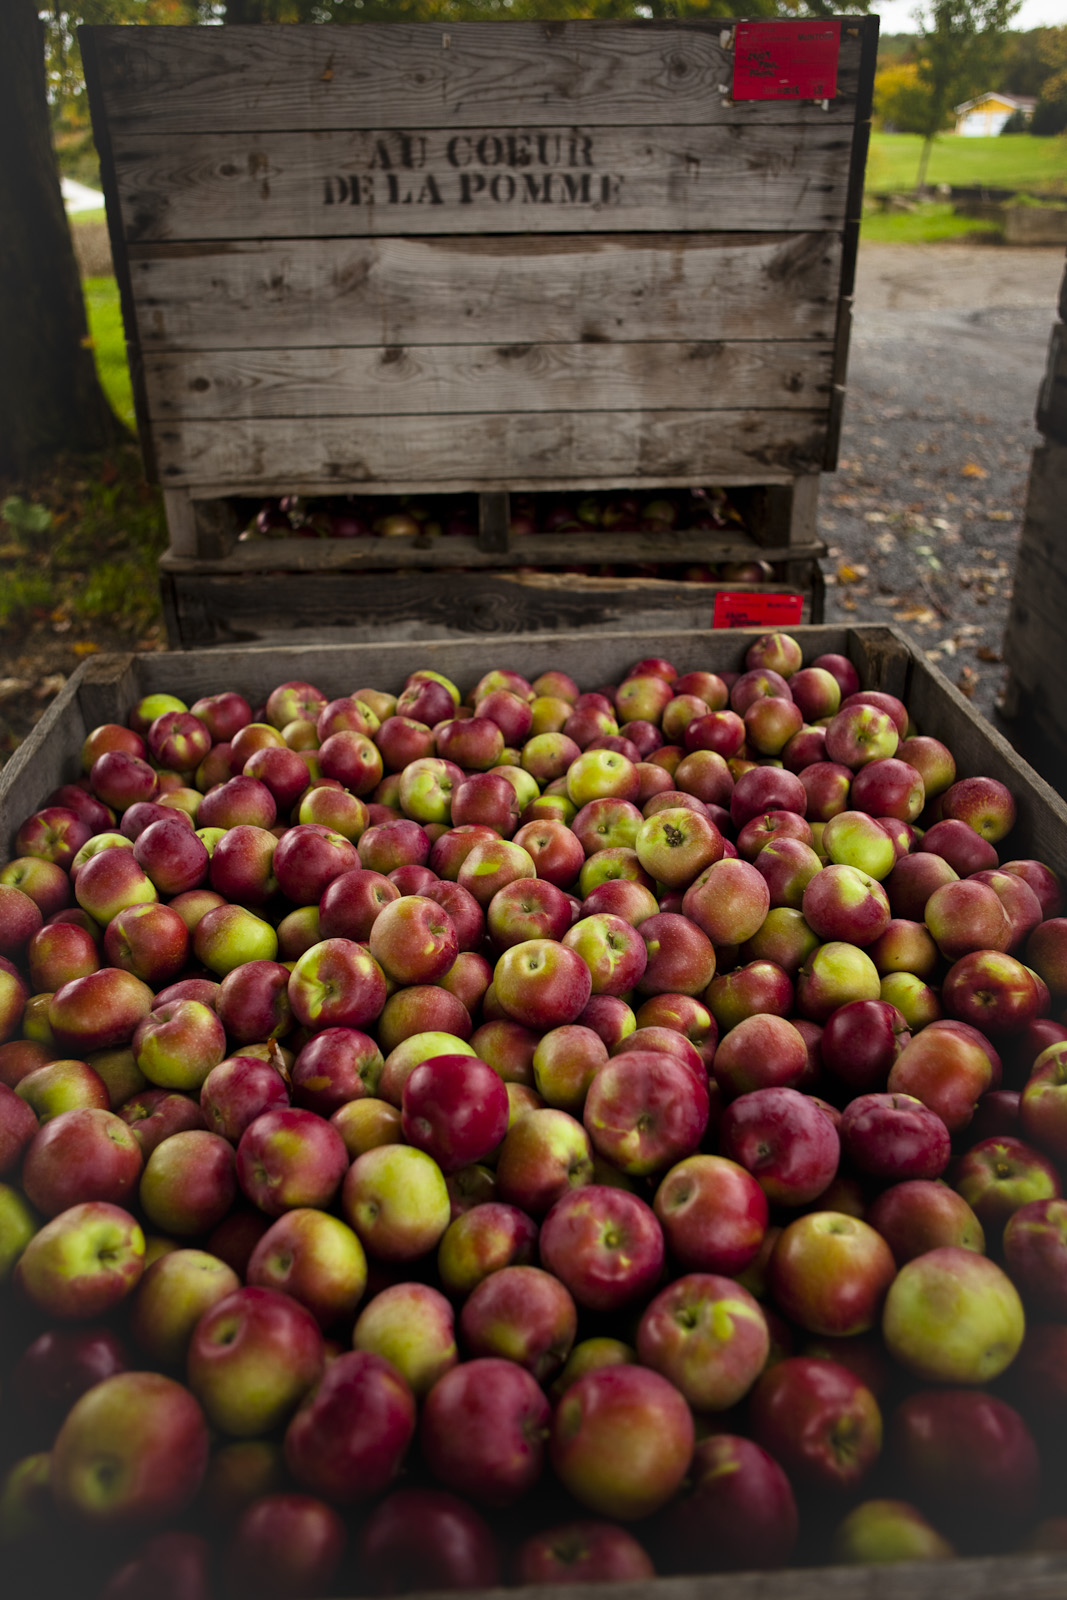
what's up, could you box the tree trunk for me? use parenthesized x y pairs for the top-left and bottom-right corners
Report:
(0, 0), (124, 477)
(916, 134), (936, 192)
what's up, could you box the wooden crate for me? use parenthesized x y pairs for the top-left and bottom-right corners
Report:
(80, 18), (878, 646)
(4, 622), (1067, 1600)
(1000, 252), (1067, 792)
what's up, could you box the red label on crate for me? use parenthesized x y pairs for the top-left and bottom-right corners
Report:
(714, 592), (805, 629)
(732, 20), (840, 102)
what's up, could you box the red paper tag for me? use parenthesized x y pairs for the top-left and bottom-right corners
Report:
(713, 592), (805, 629)
(732, 20), (840, 102)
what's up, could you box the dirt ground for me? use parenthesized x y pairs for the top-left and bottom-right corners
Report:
(822, 240), (1065, 729)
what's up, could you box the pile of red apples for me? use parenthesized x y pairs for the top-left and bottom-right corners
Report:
(4, 631), (1067, 1599)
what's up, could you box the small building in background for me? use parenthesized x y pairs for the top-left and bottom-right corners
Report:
(954, 92), (1036, 136)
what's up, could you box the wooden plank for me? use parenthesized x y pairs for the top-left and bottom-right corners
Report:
(1036, 321), (1067, 444)
(478, 492), (510, 554)
(88, 21), (865, 133)
(158, 531), (825, 575)
(154, 411), (829, 494)
(1002, 441), (1067, 588)
(110, 123), (853, 241)
(142, 342), (834, 422)
(128, 233), (842, 352)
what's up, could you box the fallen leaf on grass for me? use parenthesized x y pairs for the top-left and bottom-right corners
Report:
(961, 463), (989, 479)
(977, 646), (1002, 663)
(72, 641), (101, 657)
(957, 666), (978, 698)
(986, 510), (1014, 523)
(837, 564), (868, 584)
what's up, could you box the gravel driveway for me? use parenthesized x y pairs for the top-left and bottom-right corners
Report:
(822, 240), (1065, 729)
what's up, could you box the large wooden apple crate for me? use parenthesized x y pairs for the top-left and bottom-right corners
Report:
(4, 623), (1067, 1600)
(1001, 251), (1067, 794)
(80, 17), (878, 648)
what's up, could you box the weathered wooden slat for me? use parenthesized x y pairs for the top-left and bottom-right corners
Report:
(160, 570), (809, 650)
(153, 410), (828, 493)
(1036, 321), (1067, 444)
(128, 233), (842, 352)
(158, 531), (825, 575)
(89, 21), (866, 134)
(111, 123), (853, 242)
(143, 341), (834, 422)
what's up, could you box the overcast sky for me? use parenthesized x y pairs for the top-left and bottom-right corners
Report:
(873, 0), (1067, 31)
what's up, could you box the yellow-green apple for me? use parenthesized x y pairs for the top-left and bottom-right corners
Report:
(1, 856), (72, 920)
(560, 913), (646, 999)
(550, 1363), (694, 1521)
(831, 1498), (955, 1563)
(1020, 1040), (1067, 1159)
(187, 1283), (325, 1437)
(341, 1142), (450, 1261)
(495, 1107), (594, 1216)
(436, 1201), (538, 1297)
(193, 904), (279, 976)
(769, 1211), (896, 1337)
(133, 998), (227, 1093)
(15, 1199), (144, 1319)
(823, 703), (899, 770)
(530, 1024), (607, 1114)
(486, 877), (572, 952)
(0, 1179), (38, 1282)
(635, 807), (724, 890)
(51, 1370), (208, 1529)
(706, 959), (794, 1032)
(719, 1085), (840, 1206)
(882, 1245), (1024, 1382)
(20, 1106), (142, 1217)
(539, 1186), (663, 1312)
(742, 906), (821, 978)
(551, 1337), (636, 1400)
(802, 864), (891, 948)
(331, 1095), (402, 1158)
(952, 1134), (1060, 1235)
(140, 1128), (237, 1236)
(419, 1357), (549, 1508)
(939, 775), (1016, 843)
(795, 941), (881, 1022)
(351, 1281), (456, 1398)
(129, 1248), (241, 1366)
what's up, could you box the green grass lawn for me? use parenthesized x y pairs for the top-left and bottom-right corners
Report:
(866, 131), (1067, 196)
(82, 274), (135, 430)
(859, 202), (1004, 244)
